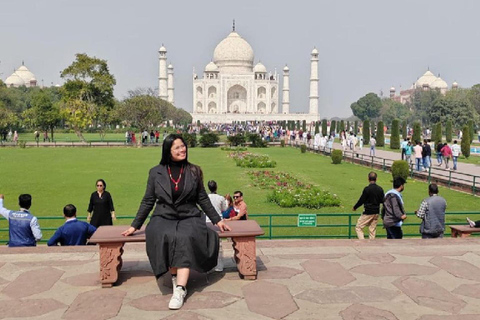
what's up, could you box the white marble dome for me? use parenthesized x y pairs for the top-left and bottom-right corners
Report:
(5, 72), (25, 87)
(430, 77), (448, 89)
(254, 62), (267, 73)
(283, 65), (289, 72)
(204, 61), (219, 72)
(415, 70), (437, 88)
(15, 65), (35, 83)
(213, 31), (254, 73)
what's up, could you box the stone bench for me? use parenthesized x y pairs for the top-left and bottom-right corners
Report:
(449, 225), (480, 238)
(89, 220), (265, 287)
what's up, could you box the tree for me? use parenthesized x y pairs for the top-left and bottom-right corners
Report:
(0, 102), (18, 132)
(314, 121), (319, 134)
(339, 120), (345, 132)
(60, 53), (116, 141)
(346, 121), (350, 132)
(330, 120), (336, 136)
(445, 119), (452, 143)
(461, 124), (470, 158)
(434, 122), (442, 145)
(468, 120), (474, 143)
(22, 90), (62, 141)
(390, 119), (400, 149)
(413, 121), (422, 143)
(363, 120), (370, 140)
(381, 99), (411, 124)
(467, 84), (480, 115)
(401, 120), (407, 139)
(354, 121), (358, 134)
(302, 120), (306, 132)
(408, 89), (441, 126)
(376, 121), (385, 147)
(321, 119), (327, 136)
(350, 92), (382, 121)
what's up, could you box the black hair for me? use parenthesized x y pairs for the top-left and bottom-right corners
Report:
(18, 194), (32, 210)
(429, 183), (439, 194)
(368, 171), (377, 182)
(160, 134), (189, 165)
(63, 204), (77, 217)
(393, 177), (406, 189)
(233, 190), (243, 196)
(96, 179), (106, 189)
(454, 140), (457, 144)
(207, 180), (217, 193)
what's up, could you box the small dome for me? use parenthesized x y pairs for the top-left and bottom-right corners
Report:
(430, 77), (448, 89)
(159, 45), (167, 53)
(311, 47), (319, 55)
(204, 61), (219, 72)
(15, 65), (36, 83)
(415, 70), (437, 88)
(390, 86), (396, 91)
(5, 72), (25, 87)
(452, 81), (458, 88)
(168, 64), (174, 69)
(213, 31), (254, 73)
(283, 65), (289, 72)
(254, 62), (267, 73)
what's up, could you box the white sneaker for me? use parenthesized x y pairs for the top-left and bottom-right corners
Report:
(169, 286), (187, 310)
(467, 217), (476, 228)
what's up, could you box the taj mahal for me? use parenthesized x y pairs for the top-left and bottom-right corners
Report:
(157, 25), (321, 124)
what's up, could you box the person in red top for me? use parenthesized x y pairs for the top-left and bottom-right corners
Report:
(227, 191), (248, 220)
(440, 143), (452, 170)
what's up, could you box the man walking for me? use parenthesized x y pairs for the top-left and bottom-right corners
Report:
(451, 140), (461, 171)
(422, 139), (432, 172)
(415, 184), (446, 238)
(369, 135), (376, 156)
(413, 141), (423, 171)
(400, 138), (408, 160)
(382, 177), (407, 239)
(353, 172), (385, 239)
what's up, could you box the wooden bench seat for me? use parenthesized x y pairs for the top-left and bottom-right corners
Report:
(89, 220), (265, 287)
(449, 225), (480, 238)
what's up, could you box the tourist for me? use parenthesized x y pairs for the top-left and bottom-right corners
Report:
(400, 138), (408, 160)
(422, 139), (432, 172)
(440, 143), (452, 170)
(451, 140), (461, 171)
(206, 180), (227, 272)
(43, 130), (49, 142)
(34, 131), (40, 142)
(48, 204), (97, 246)
(131, 132), (136, 144)
(227, 191), (248, 220)
(382, 177), (407, 239)
(413, 141), (423, 171)
(125, 131), (130, 144)
(415, 184), (446, 238)
(405, 140), (413, 165)
(155, 130), (160, 143)
(122, 134), (230, 310)
(222, 194), (236, 219)
(369, 135), (376, 156)
(353, 172), (385, 239)
(7, 130), (12, 141)
(0, 194), (42, 247)
(150, 130), (155, 144)
(359, 137), (363, 150)
(87, 179), (116, 228)
(436, 142), (444, 166)
(13, 131), (18, 144)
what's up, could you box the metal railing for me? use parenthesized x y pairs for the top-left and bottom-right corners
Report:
(0, 212), (477, 244)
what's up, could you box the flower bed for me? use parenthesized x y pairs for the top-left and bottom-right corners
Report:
(248, 170), (341, 209)
(230, 152), (276, 168)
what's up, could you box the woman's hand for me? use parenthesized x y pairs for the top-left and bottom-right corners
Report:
(111, 211), (117, 221)
(217, 220), (231, 232)
(122, 226), (137, 236)
(87, 213), (91, 222)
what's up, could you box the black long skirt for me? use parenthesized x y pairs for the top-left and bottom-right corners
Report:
(145, 215), (219, 278)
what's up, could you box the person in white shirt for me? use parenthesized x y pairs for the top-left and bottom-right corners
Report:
(207, 180), (227, 272)
(451, 140), (461, 171)
(369, 136), (376, 156)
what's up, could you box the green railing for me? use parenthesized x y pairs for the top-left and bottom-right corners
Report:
(0, 212), (478, 244)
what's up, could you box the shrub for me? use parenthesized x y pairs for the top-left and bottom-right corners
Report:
(445, 119), (452, 143)
(199, 127), (209, 135)
(230, 152), (276, 168)
(300, 144), (307, 153)
(461, 124), (471, 158)
(227, 134), (246, 146)
(315, 121), (320, 134)
(392, 160), (409, 181)
(390, 119), (400, 149)
(321, 119), (328, 136)
(401, 120), (407, 139)
(468, 120), (474, 143)
(363, 120), (370, 140)
(302, 120), (307, 132)
(280, 140), (285, 147)
(331, 149), (343, 164)
(339, 120), (345, 132)
(18, 140), (27, 149)
(354, 121), (358, 135)
(377, 121), (385, 147)
(412, 121), (421, 143)
(220, 146), (247, 151)
(434, 122), (442, 146)
(247, 133), (267, 148)
(182, 133), (197, 147)
(198, 132), (219, 147)
(330, 120), (336, 136)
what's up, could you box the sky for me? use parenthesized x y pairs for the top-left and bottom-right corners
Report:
(1, 0), (480, 118)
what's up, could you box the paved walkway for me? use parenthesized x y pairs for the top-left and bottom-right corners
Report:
(2, 238), (480, 319)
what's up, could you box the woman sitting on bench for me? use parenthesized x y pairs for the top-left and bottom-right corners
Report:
(122, 134), (230, 310)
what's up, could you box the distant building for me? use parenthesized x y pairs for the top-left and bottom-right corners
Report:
(4, 62), (37, 88)
(389, 69), (459, 104)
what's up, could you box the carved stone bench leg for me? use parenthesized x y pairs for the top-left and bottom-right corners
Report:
(231, 236), (257, 280)
(99, 242), (124, 288)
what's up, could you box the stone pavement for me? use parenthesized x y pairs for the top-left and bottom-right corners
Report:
(2, 238), (480, 319)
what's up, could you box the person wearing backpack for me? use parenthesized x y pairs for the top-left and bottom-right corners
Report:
(382, 177), (407, 239)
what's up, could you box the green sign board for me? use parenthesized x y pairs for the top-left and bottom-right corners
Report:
(298, 214), (317, 227)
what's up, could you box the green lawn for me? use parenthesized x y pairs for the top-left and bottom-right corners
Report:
(0, 146), (478, 242)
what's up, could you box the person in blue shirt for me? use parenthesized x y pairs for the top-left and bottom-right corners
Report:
(0, 194), (42, 247)
(48, 204), (97, 246)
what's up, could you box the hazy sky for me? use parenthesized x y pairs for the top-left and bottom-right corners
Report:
(2, 0), (480, 118)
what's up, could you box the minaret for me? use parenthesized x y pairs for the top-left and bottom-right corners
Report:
(158, 45), (168, 100)
(309, 47), (319, 115)
(167, 63), (174, 104)
(282, 65), (290, 114)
